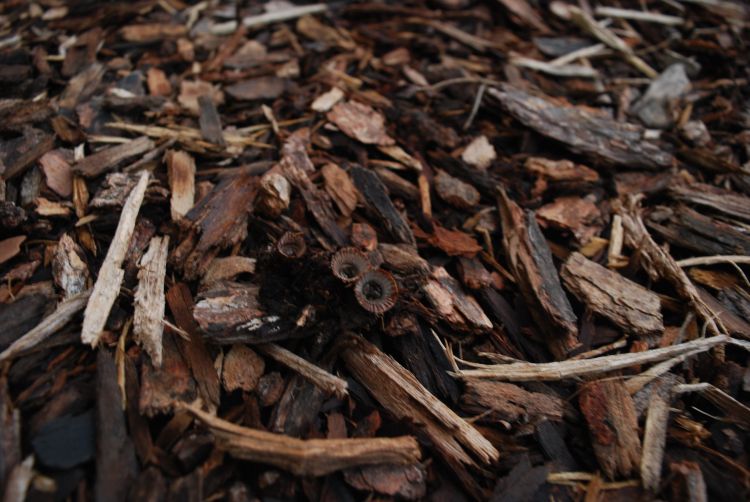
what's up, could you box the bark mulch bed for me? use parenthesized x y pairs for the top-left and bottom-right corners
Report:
(1, 1), (750, 500)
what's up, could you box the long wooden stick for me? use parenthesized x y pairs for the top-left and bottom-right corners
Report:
(255, 343), (348, 398)
(182, 403), (420, 476)
(457, 336), (741, 381)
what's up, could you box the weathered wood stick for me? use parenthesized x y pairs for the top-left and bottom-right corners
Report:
(182, 403), (421, 476)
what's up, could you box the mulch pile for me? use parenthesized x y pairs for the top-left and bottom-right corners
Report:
(1, 1), (750, 500)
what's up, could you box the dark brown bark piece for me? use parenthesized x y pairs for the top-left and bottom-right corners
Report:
(561, 252), (663, 337)
(461, 381), (564, 425)
(351, 166), (416, 246)
(421, 266), (493, 332)
(193, 281), (264, 334)
(669, 182), (750, 222)
(343, 463), (427, 500)
(341, 334), (498, 497)
(647, 205), (750, 257)
(434, 169), (480, 210)
(73, 137), (155, 178)
(279, 130), (347, 246)
(0, 128), (54, 180)
(172, 170), (258, 279)
(197, 95), (225, 146)
(139, 333), (197, 417)
(166, 283), (221, 410)
(0, 378), (21, 488)
(498, 188), (580, 359)
(579, 378), (641, 479)
(0, 99), (52, 132)
(58, 63), (105, 110)
(488, 84), (674, 169)
(96, 349), (138, 502)
(490, 454), (550, 502)
(269, 374), (327, 437)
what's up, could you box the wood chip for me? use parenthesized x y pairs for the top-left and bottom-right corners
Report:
(225, 76), (288, 101)
(201, 256), (257, 286)
(81, 171), (149, 346)
(166, 150), (196, 221)
(0, 236), (26, 265)
(38, 150), (73, 197)
(311, 87), (344, 112)
(134, 236), (169, 367)
(321, 163), (358, 217)
(341, 334), (498, 496)
(221, 344), (265, 392)
(256, 343), (348, 398)
(146, 67), (171, 97)
(561, 252), (663, 336)
(73, 137), (154, 178)
(461, 135), (496, 170)
(120, 24), (187, 43)
(52, 233), (90, 299)
(197, 95), (225, 145)
(327, 101), (395, 146)
(579, 378), (641, 479)
(461, 380), (564, 424)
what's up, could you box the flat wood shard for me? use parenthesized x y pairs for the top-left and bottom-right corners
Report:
(81, 170), (149, 346)
(562, 252), (663, 336)
(134, 236), (169, 367)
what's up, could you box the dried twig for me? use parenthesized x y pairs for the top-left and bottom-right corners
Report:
(242, 3), (328, 29)
(255, 343), (348, 398)
(595, 6), (684, 25)
(181, 403), (421, 476)
(456, 335), (743, 381)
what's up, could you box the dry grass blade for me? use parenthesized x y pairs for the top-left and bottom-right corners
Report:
(457, 335), (742, 381)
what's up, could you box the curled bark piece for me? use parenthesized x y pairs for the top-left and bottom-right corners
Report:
(498, 188), (579, 358)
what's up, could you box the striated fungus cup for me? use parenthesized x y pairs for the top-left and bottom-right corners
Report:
(277, 231), (306, 259)
(331, 247), (371, 283)
(354, 269), (398, 314)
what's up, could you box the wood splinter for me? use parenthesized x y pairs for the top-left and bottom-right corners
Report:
(134, 236), (169, 367)
(81, 170), (150, 346)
